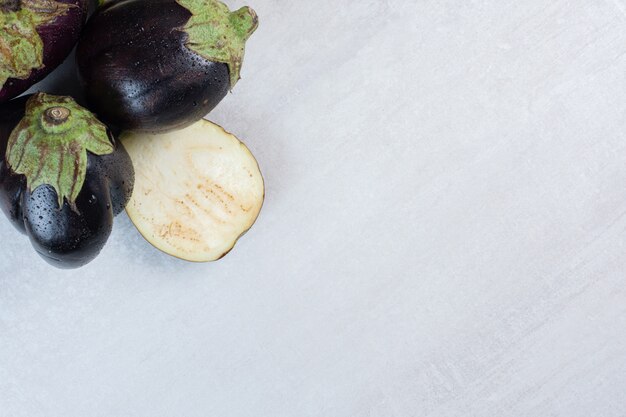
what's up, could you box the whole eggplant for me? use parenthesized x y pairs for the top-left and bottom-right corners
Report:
(76, 0), (258, 133)
(0, 93), (134, 269)
(0, 0), (88, 103)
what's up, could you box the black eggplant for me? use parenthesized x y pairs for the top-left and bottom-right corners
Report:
(0, 0), (88, 103)
(0, 93), (134, 269)
(76, 0), (258, 133)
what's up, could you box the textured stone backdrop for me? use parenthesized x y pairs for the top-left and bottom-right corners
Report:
(2, 0), (626, 415)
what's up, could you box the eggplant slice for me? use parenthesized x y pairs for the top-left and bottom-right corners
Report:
(121, 119), (264, 262)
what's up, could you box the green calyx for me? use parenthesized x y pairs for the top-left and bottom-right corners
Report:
(6, 93), (114, 210)
(176, 0), (258, 88)
(0, 0), (75, 89)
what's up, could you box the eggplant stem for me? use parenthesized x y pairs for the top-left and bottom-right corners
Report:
(230, 7), (259, 41)
(44, 107), (71, 125)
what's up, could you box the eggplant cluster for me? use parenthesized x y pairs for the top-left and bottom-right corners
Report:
(0, 0), (262, 269)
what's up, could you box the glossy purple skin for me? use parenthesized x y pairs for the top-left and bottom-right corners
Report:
(0, 95), (135, 269)
(0, 0), (88, 103)
(76, 0), (230, 132)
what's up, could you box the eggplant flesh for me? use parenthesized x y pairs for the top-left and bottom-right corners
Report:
(0, 94), (134, 269)
(76, 0), (231, 133)
(0, 0), (88, 103)
(122, 119), (264, 262)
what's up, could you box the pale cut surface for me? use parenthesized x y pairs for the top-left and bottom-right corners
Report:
(121, 120), (264, 262)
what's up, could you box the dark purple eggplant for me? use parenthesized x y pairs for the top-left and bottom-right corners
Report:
(0, 0), (88, 103)
(76, 0), (258, 133)
(0, 93), (134, 269)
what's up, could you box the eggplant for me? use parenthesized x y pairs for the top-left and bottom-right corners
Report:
(0, 93), (134, 269)
(76, 0), (258, 133)
(0, 0), (87, 103)
(121, 119), (264, 262)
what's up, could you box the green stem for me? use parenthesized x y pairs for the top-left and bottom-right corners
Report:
(229, 7), (258, 42)
(177, 0), (259, 87)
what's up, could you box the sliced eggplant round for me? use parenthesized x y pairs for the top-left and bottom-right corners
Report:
(121, 119), (264, 262)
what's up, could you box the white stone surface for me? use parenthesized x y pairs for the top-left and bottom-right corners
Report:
(2, 0), (626, 415)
